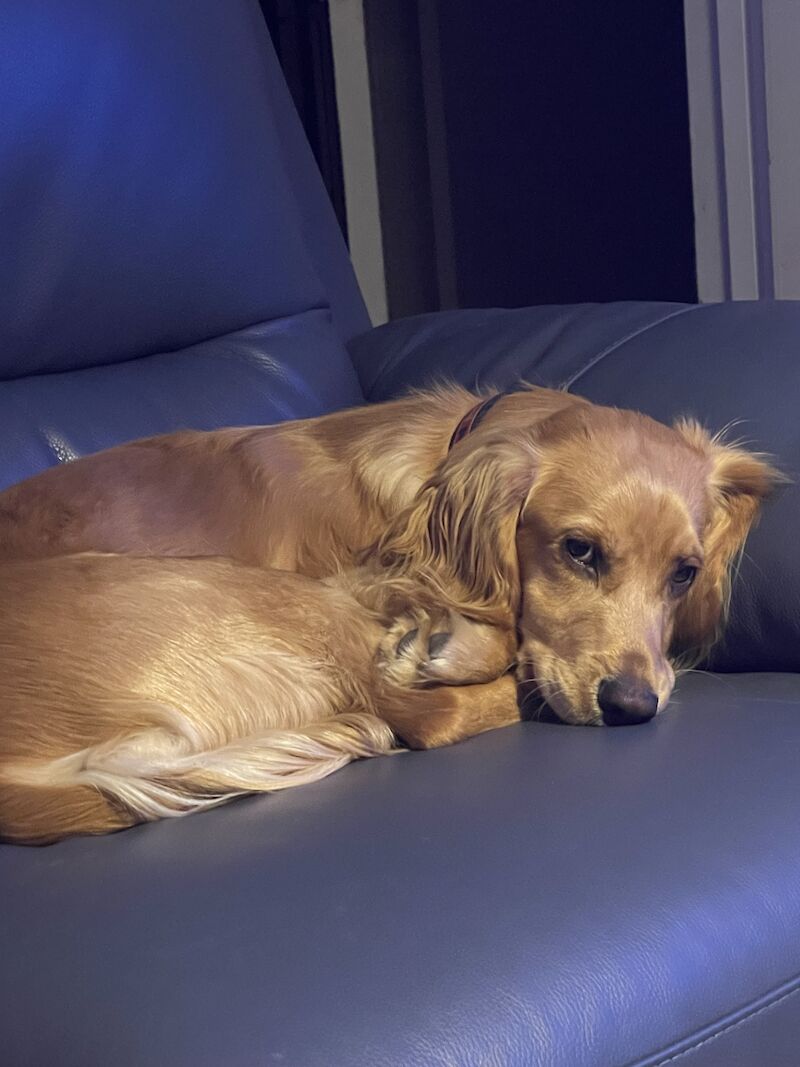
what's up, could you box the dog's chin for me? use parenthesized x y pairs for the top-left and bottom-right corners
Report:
(518, 689), (562, 723)
(516, 663), (601, 727)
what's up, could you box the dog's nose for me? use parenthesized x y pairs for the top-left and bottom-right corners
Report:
(597, 676), (658, 726)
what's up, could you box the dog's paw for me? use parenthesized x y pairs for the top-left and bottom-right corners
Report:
(377, 612), (452, 688)
(378, 611), (516, 689)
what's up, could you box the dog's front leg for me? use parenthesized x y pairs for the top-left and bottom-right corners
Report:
(375, 675), (521, 750)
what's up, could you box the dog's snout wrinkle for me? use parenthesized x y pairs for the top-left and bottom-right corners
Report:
(597, 675), (658, 726)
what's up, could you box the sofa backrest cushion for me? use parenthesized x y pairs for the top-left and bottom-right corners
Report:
(0, 0), (368, 486)
(0, 0), (366, 376)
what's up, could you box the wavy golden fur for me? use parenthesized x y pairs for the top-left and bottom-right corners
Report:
(0, 385), (781, 842)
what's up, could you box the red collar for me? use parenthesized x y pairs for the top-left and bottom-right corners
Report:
(448, 391), (509, 450)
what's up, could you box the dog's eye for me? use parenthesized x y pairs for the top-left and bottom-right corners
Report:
(564, 537), (596, 567)
(671, 564), (697, 590)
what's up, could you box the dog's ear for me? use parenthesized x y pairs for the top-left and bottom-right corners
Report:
(372, 432), (538, 622)
(672, 419), (783, 662)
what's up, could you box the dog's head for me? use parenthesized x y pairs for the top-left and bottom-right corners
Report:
(376, 400), (781, 725)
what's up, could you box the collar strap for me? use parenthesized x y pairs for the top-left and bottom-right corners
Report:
(448, 391), (509, 451)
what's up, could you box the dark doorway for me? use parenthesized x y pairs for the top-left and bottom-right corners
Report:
(366, 1), (697, 315)
(432, 1), (697, 307)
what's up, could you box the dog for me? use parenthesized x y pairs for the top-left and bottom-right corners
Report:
(0, 554), (520, 844)
(0, 387), (780, 844)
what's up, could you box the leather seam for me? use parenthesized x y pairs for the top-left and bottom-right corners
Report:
(152, 305), (333, 360)
(563, 304), (703, 390)
(629, 976), (800, 1067)
(1, 305), (334, 385)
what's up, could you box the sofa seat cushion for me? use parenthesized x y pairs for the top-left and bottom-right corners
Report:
(349, 301), (800, 673)
(0, 307), (364, 490)
(3, 671), (800, 1067)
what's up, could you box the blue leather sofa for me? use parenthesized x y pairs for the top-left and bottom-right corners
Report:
(2, 3), (800, 1065)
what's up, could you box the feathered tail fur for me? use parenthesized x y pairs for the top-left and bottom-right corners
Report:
(1, 706), (396, 844)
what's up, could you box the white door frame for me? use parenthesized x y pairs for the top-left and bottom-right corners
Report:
(684, 0), (800, 301)
(328, 0), (388, 324)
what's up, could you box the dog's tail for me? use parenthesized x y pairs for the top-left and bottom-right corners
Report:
(0, 712), (397, 845)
